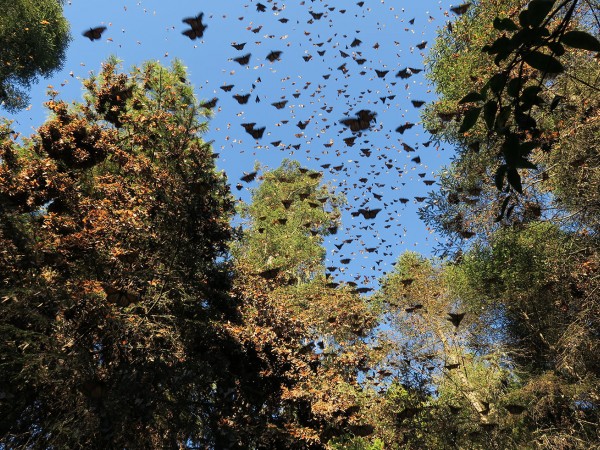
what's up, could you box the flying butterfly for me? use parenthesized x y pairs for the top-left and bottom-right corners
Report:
(233, 94), (250, 104)
(309, 11), (324, 20)
(411, 100), (426, 108)
(396, 67), (412, 79)
(350, 38), (362, 47)
(416, 41), (427, 50)
(82, 26), (107, 41)
(247, 127), (265, 139)
(231, 42), (246, 50)
(266, 50), (282, 62)
(375, 69), (389, 78)
(396, 122), (415, 134)
(340, 109), (377, 132)
(233, 53), (251, 65)
(343, 136), (356, 146)
(271, 100), (288, 110)
(241, 123), (266, 139)
(182, 12), (207, 40)
(220, 84), (234, 92)
(358, 208), (381, 219)
(450, 2), (471, 15)
(200, 97), (218, 109)
(240, 171), (258, 183)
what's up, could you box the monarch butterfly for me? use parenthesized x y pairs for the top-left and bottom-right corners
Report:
(343, 136), (356, 146)
(309, 11), (324, 20)
(220, 84), (234, 92)
(182, 13), (207, 40)
(416, 41), (427, 50)
(241, 123), (256, 132)
(266, 50), (282, 62)
(396, 68), (411, 79)
(359, 208), (381, 219)
(411, 100), (426, 108)
(375, 69), (389, 78)
(450, 3), (471, 15)
(396, 122), (415, 134)
(249, 126), (265, 139)
(340, 109), (376, 132)
(240, 171), (257, 183)
(271, 100), (287, 109)
(355, 287), (372, 293)
(82, 26), (106, 41)
(231, 42), (246, 50)
(233, 94), (250, 104)
(402, 140), (415, 152)
(233, 53), (251, 65)
(182, 28), (204, 40)
(200, 97), (218, 109)
(240, 123), (264, 139)
(101, 283), (140, 307)
(350, 38), (361, 47)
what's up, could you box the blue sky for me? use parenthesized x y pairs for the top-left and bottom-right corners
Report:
(7, 0), (462, 289)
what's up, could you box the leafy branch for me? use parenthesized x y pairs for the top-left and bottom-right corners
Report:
(457, 0), (599, 216)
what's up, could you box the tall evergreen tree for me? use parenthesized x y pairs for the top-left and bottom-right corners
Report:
(0, 0), (71, 111)
(0, 59), (237, 448)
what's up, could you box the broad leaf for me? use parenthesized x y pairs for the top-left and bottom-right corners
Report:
(495, 164), (507, 191)
(493, 17), (519, 31)
(459, 92), (485, 104)
(560, 30), (600, 52)
(523, 51), (564, 73)
(506, 168), (523, 194)
(483, 100), (498, 130)
(526, 0), (556, 27)
(495, 195), (512, 222)
(459, 107), (482, 133)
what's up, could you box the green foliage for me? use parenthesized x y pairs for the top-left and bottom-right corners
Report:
(0, 0), (71, 111)
(235, 159), (344, 283)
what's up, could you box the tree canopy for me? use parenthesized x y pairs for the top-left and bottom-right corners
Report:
(0, 0), (70, 111)
(0, 0), (599, 448)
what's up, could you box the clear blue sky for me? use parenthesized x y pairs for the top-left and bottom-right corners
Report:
(7, 0), (461, 289)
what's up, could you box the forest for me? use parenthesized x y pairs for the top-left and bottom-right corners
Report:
(0, 0), (598, 448)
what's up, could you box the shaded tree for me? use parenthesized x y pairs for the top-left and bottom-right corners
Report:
(0, 59), (239, 448)
(0, 0), (70, 111)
